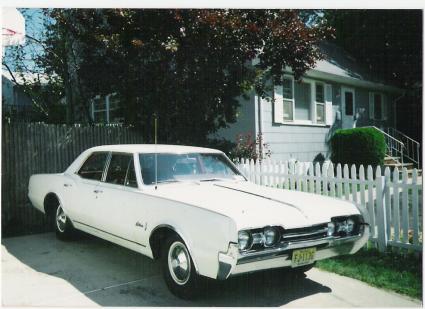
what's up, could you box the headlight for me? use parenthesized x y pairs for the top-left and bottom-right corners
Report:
(331, 216), (359, 236)
(346, 218), (355, 234)
(327, 222), (335, 236)
(263, 226), (279, 247)
(238, 230), (252, 251)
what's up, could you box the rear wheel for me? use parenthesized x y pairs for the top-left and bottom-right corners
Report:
(54, 203), (75, 240)
(161, 234), (201, 299)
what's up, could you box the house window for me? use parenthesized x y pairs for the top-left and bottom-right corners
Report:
(374, 93), (382, 120)
(345, 92), (354, 116)
(280, 77), (295, 121)
(273, 76), (333, 126)
(316, 104), (325, 123)
(315, 83), (326, 123)
(91, 93), (123, 123)
(294, 82), (311, 120)
(92, 96), (107, 123)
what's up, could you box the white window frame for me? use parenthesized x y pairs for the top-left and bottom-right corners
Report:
(274, 75), (331, 127)
(91, 95), (108, 123)
(282, 75), (295, 122)
(91, 92), (122, 123)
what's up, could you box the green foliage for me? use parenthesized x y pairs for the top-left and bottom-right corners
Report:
(330, 128), (386, 167)
(199, 138), (236, 157)
(5, 9), (330, 144)
(317, 247), (422, 299)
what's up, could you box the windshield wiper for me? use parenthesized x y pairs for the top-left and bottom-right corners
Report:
(199, 178), (225, 182)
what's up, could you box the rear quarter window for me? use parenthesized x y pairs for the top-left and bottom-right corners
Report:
(77, 152), (109, 181)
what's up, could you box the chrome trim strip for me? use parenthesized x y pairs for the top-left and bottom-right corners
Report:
(282, 228), (328, 239)
(237, 234), (362, 264)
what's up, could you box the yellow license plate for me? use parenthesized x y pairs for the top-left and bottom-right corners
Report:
(291, 247), (316, 268)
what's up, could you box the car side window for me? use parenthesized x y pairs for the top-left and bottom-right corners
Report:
(105, 153), (138, 188)
(125, 159), (138, 188)
(78, 152), (109, 181)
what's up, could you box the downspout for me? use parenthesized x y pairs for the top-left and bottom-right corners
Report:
(257, 94), (263, 159)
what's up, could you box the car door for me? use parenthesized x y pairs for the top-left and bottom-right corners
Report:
(63, 151), (110, 227)
(94, 152), (147, 245)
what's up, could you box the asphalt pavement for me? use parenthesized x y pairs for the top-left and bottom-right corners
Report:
(1, 232), (421, 307)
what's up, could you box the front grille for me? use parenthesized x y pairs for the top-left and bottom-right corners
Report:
(280, 223), (328, 243)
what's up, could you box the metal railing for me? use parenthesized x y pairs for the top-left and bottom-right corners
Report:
(386, 127), (421, 169)
(365, 126), (405, 165)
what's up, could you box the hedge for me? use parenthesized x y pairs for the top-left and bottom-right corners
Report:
(330, 127), (386, 167)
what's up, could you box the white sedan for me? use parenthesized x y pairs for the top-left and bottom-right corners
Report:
(28, 144), (369, 299)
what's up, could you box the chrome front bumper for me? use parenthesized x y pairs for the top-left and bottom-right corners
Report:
(217, 224), (370, 280)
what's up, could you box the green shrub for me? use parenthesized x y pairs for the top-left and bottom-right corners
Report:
(330, 128), (386, 167)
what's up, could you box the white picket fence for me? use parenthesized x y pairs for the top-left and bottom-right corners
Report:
(236, 159), (423, 252)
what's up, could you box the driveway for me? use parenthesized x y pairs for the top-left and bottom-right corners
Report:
(1, 233), (421, 307)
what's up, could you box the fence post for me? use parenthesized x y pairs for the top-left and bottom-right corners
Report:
(375, 166), (388, 252)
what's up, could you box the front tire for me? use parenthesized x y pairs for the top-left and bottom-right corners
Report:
(54, 203), (75, 240)
(161, 234), (201, 299)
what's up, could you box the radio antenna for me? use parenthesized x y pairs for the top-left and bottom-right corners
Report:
(154, 114), (158, 190)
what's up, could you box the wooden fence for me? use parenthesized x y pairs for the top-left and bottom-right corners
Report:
(2, 122), (143, 237)
(236, 159), (423, 252)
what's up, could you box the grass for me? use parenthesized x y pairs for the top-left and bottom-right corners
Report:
(316, 247), (422, 299)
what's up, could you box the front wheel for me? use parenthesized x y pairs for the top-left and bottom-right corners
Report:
(54, 203), (75, 240)
(161, 234), (201, 299)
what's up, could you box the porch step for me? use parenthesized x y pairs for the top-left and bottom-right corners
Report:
(384, 162), (414, 170)
(384, 156), (400, 161)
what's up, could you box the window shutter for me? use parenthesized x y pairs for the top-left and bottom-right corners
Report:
(273, 85), (284, 124)
(325, 84), (333, 125)
(369, 92), (374, 120)
(382, 95), (388, 120)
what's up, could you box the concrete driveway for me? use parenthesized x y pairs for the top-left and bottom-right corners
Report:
(1, 233), (421, 307)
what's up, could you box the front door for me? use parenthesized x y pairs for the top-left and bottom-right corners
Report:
(95, 153), (148, 246)
(341, 87), (355, 129)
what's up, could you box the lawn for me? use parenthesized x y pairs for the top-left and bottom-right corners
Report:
(316, 247), (422, 299)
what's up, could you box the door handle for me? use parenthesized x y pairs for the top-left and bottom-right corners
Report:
(93, 189), (103, 194)
(64, 183), (72, 187)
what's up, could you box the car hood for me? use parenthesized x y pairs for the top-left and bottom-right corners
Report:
(148, 180), (361, 230)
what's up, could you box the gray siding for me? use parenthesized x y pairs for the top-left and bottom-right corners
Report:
(261, 93), (330, 162)
(215, 77), (398, 162)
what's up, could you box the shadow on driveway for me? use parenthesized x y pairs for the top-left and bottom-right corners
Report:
(2, 232), (331, 306)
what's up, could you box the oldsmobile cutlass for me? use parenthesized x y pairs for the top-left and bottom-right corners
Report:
(28, 144), (369, 299)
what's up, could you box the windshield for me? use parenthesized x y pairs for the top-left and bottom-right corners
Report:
(139, 153), (244, 185)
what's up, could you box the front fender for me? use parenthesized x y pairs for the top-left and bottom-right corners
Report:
(147, 203), (237, 279)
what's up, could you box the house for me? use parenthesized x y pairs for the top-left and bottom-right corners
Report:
(214, 42), (418, 165)
(90, 93), (124, 124)
(2, 71), (39, 121)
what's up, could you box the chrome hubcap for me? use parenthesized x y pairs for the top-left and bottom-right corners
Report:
(56, 205), (66, 232)
(168, 241), (191, 285)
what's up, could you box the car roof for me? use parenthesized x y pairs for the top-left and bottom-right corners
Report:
(86, 144), (223, 154)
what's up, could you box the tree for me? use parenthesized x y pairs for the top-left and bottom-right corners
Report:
(5, 9), (330, 144)
(324, 10), (422, 88)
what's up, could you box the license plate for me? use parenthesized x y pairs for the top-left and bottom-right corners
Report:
(291, 247), (316, 268)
